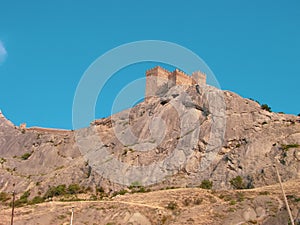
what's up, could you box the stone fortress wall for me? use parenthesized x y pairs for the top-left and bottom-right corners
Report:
(145, 66), (206, 98)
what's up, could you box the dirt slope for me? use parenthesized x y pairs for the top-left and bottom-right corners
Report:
(0, 179), (299, 225)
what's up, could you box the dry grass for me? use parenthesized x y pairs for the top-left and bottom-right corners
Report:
(0, 179), (299, 225)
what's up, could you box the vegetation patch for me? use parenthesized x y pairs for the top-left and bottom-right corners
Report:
(44, 184), (66, 198)
(261, 104), (272, 112)
(67, 183), (82, 194)
(44, 183), (85, 199)
(11, 190), (30, 207)
(286, 194), (300, 202)
(229, 200), (236, 205)
(193, 198), (203, 205)
(29, 196), (44, 205)
(129, 181), (142, 189)
(132, 186), (150, 193)
(166, 201), (178, 210)
(128, 181), (150, 193)
(112, 189), (127, 197)
(219, 191), (245, 204)
(21, 152), (32, 160)
(0, 157), (7, 167)
(259, 191), (270, 195)
(281, 143), (299, 151)
(230, 176), (246, 189)
(183, 198), (192, 206)
(199, 180), (213, 189)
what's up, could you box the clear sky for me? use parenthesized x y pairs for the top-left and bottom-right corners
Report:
(0, 0), (299, 129)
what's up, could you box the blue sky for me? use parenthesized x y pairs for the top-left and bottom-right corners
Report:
(0, 0), (299, 129)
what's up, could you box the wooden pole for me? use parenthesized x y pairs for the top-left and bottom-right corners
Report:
(70, 207), (74, 225)
(11, 190), (15, 225)
(273, 164), (294, 225)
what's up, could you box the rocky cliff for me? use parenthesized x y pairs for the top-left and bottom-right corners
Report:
(0, 84), (299, 196)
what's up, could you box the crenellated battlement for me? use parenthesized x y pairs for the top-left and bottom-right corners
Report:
(145, 66), (206, 99)
(146, 66), (171, 76)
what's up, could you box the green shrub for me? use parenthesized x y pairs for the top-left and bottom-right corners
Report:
(21, 152), (32, 160)
(281, 143), (299, 151)
(166, 201), (177, 210)
(229, 200), (236, 205)
(29, 196), (44, 205)
(261, 104), (272, 112)
(129, 181), (142, 189)
(13, 198), (28, 207)
(44, 185), (66, 198)
(194, 198), (203, 205)
(183, 198), (191, 206)
(67, 184), (81, 194)
(112, 189), (127, 197)
(230, 176), (246, 189)
(20, 190), (30, 200)
(199, 180), (213, 189)
(130, 186), (150, 193)
(136, 186), (150, 193)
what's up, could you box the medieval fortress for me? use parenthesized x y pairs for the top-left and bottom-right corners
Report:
(145, 66), (206, 98)
(1, 66), (207, 130)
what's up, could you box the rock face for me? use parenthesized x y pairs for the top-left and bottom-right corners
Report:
(0, 84), (299, 196)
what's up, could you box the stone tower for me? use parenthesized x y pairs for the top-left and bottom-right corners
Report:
(145, 66), (206, 99)
(192, 71), (206, 85)
(145, 66), (171, 98)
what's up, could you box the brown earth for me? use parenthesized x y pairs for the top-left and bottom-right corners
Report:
(0, 179), (299, 225)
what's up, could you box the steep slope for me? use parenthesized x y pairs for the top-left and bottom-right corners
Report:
(0, 83), (299, 199)
(79, 84), (300, 189)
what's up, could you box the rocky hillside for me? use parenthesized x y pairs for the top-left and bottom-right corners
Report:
(0, 84), (300, 193)
(0, 83), (299, 223)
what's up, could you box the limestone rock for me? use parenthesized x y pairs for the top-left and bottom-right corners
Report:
(0, 83), (299, 195)
(242, 207), (257, 221)
(127, 212), (152, 225)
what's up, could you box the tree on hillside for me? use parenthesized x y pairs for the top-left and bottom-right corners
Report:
(261, 104), (272, 112)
